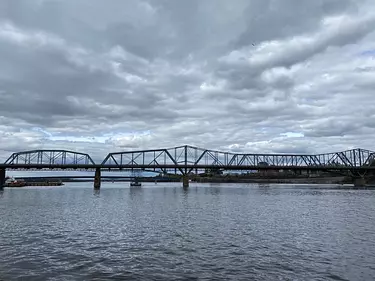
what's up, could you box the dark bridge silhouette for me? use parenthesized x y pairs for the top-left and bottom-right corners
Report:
(4, 150), (95, 166)
(1, 145), (375, 188)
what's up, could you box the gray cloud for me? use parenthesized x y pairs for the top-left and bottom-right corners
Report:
(1, 0), (375, 162)
(234, 0), (359, 47)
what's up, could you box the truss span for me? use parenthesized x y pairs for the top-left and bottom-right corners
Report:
(3, 146), (375, 171)
(101, 145), (375, 171)
(4, 150), (95, 166)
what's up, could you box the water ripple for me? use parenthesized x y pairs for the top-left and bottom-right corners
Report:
(0, 183), (375, 280)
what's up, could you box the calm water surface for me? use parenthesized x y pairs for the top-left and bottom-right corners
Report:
(1, 183), (375, 280)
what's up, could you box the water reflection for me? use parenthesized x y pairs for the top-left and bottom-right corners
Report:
(182, 186), (189, 196)
(203, 183), (222, 196)
(209, 185), (221, 195)
(129, 186), (143, 200)
(1, 183), (375, 280)
(93, 189), (100, 197)
(258, 183), (270, 189)
(257, 183), (271, 195)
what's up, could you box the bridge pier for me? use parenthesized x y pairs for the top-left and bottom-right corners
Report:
(94, 168), (101, 189)
(182, 174), (189, 188)
(353, 176), (366, 188)
(0, 169), (5, 189)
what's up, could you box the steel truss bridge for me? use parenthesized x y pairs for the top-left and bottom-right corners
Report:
(1, 145), (375, 187)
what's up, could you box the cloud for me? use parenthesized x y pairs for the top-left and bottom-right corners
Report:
(1, 0), (375, 163)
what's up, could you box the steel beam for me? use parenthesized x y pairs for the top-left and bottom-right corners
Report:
(101, 146), (375, 169)
(4, 150), (95, 165)
(2, 146), (375, 174)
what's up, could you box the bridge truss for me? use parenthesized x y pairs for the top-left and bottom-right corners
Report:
(4, 150), (95, 166)
(1, 146), (375, 174)
(101, 145), (375, 174)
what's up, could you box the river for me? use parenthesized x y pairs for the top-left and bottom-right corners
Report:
(0, 182), (375, 280)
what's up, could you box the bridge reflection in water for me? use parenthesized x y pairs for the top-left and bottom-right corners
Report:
(1, 145), (375, 188)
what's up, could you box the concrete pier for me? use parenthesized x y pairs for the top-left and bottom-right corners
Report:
(353, 177), (366, 188)
(0, 169), (5, 189)
(94, 168), (101, 189)
(182, 174), (189, 188)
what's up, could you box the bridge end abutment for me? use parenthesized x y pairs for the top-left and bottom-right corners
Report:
(94, 168), (101, 189)
(0, 168), (5, 189)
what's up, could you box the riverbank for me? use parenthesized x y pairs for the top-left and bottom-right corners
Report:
(191, 176), (346, 184)
(10, 175), (367, 185)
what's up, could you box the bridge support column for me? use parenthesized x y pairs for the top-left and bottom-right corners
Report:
(353, 176), (366, 188)
(94, 168), (101, 190)
(182, 174), (189, 188)
(0, 169), (5, 189)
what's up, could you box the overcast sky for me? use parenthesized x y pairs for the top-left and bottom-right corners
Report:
(1, 0), (375, 162)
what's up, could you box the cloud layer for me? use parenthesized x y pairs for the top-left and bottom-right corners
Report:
(1, 0), (375, 162)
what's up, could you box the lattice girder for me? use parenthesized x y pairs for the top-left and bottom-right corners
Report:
(4, 150), (95, 165)
(101, 146), (375, 170)
(4, 146), (374, 171)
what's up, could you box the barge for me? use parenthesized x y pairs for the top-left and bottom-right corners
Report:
(4, 177), (26, 187)
(25, 181), (63, 186)
(4, 177), (63, 187)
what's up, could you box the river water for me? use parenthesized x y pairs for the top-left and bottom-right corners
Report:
(0, 182), (375, 280)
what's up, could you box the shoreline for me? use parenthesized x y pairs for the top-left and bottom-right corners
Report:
(191, 177), (346, 185)
(9, 176), (373, 186)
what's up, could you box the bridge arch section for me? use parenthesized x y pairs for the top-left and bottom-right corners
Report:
(4, 150), (96, 165)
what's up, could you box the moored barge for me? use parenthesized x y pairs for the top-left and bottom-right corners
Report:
(4, 177), (63, 187)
